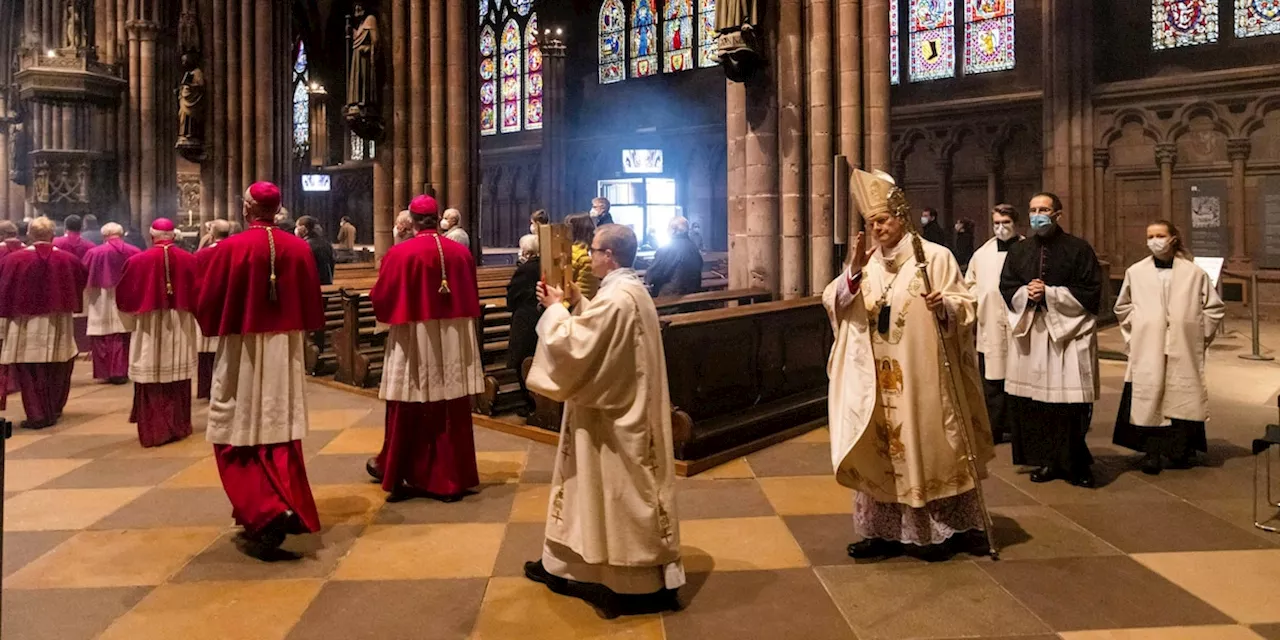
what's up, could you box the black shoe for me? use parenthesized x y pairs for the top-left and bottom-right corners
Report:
(20, 419), (51, 430)
(385, 483), (416, 503)
(1140, 454), (1163, 475)
(236, 512), (291, 559)
(1029, 466), (1057, 483)
(847, 538), (902, 559)
(524, 560), (570, 594)
(1069, 467), (1096, 488)
(516, 406), (535, 418)
(910, 542), (956, 563)
(365, 457), (383, 482)
(1167, 454), (1193, 470)
(108, 376), (129, 385)
(953, 530), (992, 557)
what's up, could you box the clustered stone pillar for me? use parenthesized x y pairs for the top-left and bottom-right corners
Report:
(985, 152), (1002, 213)
(1041, 0), (1094, 241)
(1155, 143), (1176, 221)
(1092, 148), (1109, 261)
(540, 39), (569, 222)
(805, 0), (834, 294)
(726, 81), (748, 288)
(777, 0), (806, 299)
(1227, 138), (1251, 268)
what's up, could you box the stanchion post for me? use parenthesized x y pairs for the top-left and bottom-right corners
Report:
(1240, 272), (1275, 362)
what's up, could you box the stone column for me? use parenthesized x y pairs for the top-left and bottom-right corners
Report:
(224, 0), (241, 217)
(936, 157), (953, 227)
(392, 0), (408, 207)
(239, 0), (254, 188)
(128, 22), (142, 224)
(428, 0), (445, 195)
(1041, 0), (1093, 220)
(254, 0), (272, 180)
(135, 20), (159, 227)
(861, 0), (890, 172)
(1227, 138), (1251, 268)
(744, 74), (780, 293)
(208, 0), (226, 220)
(835, 0), (861, 164)
(984, 152), (1001, 212)
(726, 79), (748, 288)
(1156, 143), (1175, 221)
(539, 39), (568, 220)
(445, 0), (469, 217)
(778, 0), (806, 299)
(0, 114), (9, 220)
(410, 0), (427, 193)
(1092, 148), (1109, 261)
(807, 0), (835, 291)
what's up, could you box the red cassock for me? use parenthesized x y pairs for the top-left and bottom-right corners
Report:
(83, 239), (142, 381)
(0, 244), (87, 425)
(195, 221), (323, 535)
(369, 230), (483, 497)
(55, 233), (96, 353)
(193, 242), (222, 400)
(0, 239), (28, 405)
(116, 242), (200, 448)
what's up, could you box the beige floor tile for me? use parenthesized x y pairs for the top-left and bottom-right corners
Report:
(680, 516), (809, 573)
(332, 523), (505, 580)
(97, 579), (324, 640)
(308, 408), (376, 431)
(3, 487), (148, 531)
(477, 451), (527, 484)
(317, 428), (384, 455)
(5, 434), (50, 453)
(6, 527), (222, 588)
(4, 458), (92, 492)
(1059, 626), (1269, 640)
(508, 484), (550, 523)
(789, 425), (831, 444)
(310, 483), (387, 526)
(161, 456), (223, 488)
(71, 411), (141, 435)
(471, 576), (665, 640)
(1134, 550), (1280, 624)
(106, 433), (212, 458)
(695, 457), (755, 479)
(757, 476), (854, 516)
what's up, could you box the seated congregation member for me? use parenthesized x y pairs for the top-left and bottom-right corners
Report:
(644, 216), (703, 297)
(115, 219), (200, 448)
(196, 181), (324, 557)
(506, 234), (541, 417)
(1113, 220), (1224, 475)
(0, 217), (87, 430)
(964, 204), (1023, 444)
(83, 223), (141, 384)
(368, 195), (485, 502)
(295, 216), (335, 286)
(529, 209), (549, 236)
(566, 213), (600, 300)
(524, 224), (684, 619)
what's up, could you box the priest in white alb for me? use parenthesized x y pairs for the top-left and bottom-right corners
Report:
(115, 219), (200, 447)
(964, 204), (1023, 444)
(825, 170), (994, 562)
(83, 223), (141, 385)
(1113, 220), (1224, 475)
(523, 224), (684, 619)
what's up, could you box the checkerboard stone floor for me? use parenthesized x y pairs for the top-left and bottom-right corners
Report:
(4, 328), (1280, 639)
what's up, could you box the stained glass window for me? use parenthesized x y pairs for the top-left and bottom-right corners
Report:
(599, 0), (626, 83)
(292, 42), (309, 156)
(890, 0), (900, 84)
(909, 0), (955, 81)
(631, 0), (658, 78)
(1152, 0), (1219, 49)
(351, 134), (364, 161)
(513, 0), (533, 15)
(663, 0), (694, 72)
(525, 14), (543, 130)
(500, 20), (521, 133)
(480, 25), (497, 136)
(697, 0), (718, 67)
(479, 0), (489, 24)
(963, 0), (1014, 74)
(1235, 0), (1280, 37)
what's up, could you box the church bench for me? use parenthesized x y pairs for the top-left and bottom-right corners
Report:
(332, 290), (384, 388)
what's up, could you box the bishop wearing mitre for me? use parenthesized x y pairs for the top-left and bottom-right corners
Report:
(824, 170), (994, 562)
(83, 223), (141, 385)
(523, 224), (684, 619)
(197, 181), (324, 557)
(115, 219), (200, 448)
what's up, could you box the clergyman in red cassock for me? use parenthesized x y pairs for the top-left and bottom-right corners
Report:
(194, 219), (231, 400)
(55, 215), (96, 354)
(115, 219), (199, 448)
(368, 194), (485, 501)
(0, 221), (26, 409)
(0, 217), (88, 429)
(83, 223), (141, 384)
(196, 181), (324, 556)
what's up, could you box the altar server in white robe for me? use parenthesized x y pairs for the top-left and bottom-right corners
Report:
(523, 223), (684, 619)
(1000, 192), (1104, 488)
(1113, 220), (1224, 475)
(964, 204), (1024, 444)
(825, 169), (994, 562)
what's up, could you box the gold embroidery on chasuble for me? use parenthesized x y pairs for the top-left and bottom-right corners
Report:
(550, 486), (566, 523)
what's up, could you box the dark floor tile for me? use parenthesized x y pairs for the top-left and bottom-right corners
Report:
(1254, 623), (1280, 640)
(1, 587), (152, 640)
(3, 530), (76, 577)
(89, 487), (232, 529)
(1136, 463), (1258, 501)
(675, 478), (776, 520)
(39, 457), (199, 490)
(992, 463), (1176, 505)
(1051, 500), (1276, 553)
(989, 505), (1123, 560)
(816, 562), (1051, 640)
(745, 442), (832, 477)
(520, 444), (556, 484)
(1191, 498), (1280, 543)
(473, 427), (533, 452)
(373, 483), (518, 524)
(783, 514), (860, 567)
(171, 525), (363, 582)
(979, 555), (1234, 631)
(286, 579), (487, 640)
(982, 474), (1042, 508)
(492, 522), (547, 577)
(8, 435), (135, 460)
(300, 430), (341, 458)
(305, 454), (383, 485)
(664, 569), (856, 640)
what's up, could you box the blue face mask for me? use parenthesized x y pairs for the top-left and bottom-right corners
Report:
(1029, 214), (1054, 232)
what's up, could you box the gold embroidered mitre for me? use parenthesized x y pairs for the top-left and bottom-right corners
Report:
(850, 169), (913, 226)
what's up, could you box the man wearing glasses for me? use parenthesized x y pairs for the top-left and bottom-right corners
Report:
(999, 192), (1104, 488)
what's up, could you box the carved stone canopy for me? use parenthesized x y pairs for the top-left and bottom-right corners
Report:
(14, 49), (125, 106)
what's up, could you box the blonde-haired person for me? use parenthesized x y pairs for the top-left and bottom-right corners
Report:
(1112, 219), (1224, 475)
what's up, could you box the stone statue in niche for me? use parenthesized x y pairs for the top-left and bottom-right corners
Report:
(715, 0), (762, 83)
(345, 3), (384, 140)
(64, 0), (87, 50)
(9, 119), (30, 186)
(175, 53), (207, 162)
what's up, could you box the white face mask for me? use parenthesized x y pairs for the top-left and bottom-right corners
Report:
(529, 223), (537, 235)
(920, 216), (930, 227)
(1147, 237), (1171, 256)
(993, 222), (1015, 241)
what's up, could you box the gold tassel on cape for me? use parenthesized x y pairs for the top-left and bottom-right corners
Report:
(434, 235), (451, 295)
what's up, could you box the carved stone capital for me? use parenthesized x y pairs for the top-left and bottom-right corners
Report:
(544, 39), (567, 58)
(984, 152), (1002, 173)
(1155, 143), (1177, 167)
(1227, 138), (1251, 161)
(1093, 148), (1110, 168)
(126, 20), (160, 40)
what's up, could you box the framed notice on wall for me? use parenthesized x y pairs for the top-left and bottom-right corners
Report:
(1187, 180), (1229, 259)
(1262, 176), (1280, 270)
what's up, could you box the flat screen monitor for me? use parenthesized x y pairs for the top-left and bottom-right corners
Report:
(622, 149), (663, 174)
(301, 174), (331, 192)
